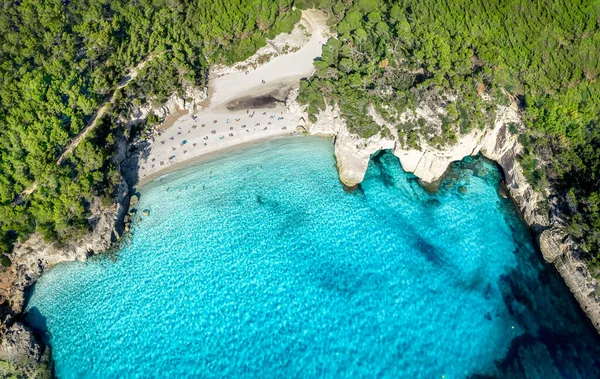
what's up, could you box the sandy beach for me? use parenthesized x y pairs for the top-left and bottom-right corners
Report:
(137, 10), (328, 186)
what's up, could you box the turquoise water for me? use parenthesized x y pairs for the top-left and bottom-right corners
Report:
(27, 137), (600, 378)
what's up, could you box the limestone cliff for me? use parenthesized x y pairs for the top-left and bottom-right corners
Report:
(0, 166), (130, 368)
(127, 86), (207, 125)
(301, 101), (600, 333)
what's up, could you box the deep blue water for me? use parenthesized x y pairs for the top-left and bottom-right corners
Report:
(27, 137), (600, 378)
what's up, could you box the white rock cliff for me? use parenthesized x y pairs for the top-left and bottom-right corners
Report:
(299, 100), (600, 332)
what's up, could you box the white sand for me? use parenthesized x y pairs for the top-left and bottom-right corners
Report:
(137, 10), (328, 185)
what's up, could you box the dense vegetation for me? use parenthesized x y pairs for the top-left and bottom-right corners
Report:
(1, 0), (599, 267)
(296, 0), (600, 265)
(0, 0), (298, 253)
(0, 357), (51, 379)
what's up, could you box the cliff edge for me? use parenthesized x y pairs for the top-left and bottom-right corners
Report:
(299, 99), (600, 333)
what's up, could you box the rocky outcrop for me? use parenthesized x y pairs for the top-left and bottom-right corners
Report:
(297, 104), (395, 186)
(301, 99), (600, 333)
(0, 178), (128, 314)
(0, 322), (41, 363)
(0, 171), (130, 367)
(126, 86), (207, 125)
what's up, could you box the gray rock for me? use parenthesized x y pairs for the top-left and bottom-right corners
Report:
(0, 322), (41, 363)
(538, 228), (567, 263)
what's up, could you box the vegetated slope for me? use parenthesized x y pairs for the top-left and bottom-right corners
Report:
(0, 0), (300, 254)
(297, 0), (600, 265)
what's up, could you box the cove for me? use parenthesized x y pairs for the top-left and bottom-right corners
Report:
(26, 137), (600, 378)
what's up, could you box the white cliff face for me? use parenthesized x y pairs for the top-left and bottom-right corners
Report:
(126, 86), (208, 125)
(309, 99), (549, 244)
(300, 98), (600, 333)
(391, 105), (515, 186)
(300, 104), (395, 187)
(303, 101), (521, 188)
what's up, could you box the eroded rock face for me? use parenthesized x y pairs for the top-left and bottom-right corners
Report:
(300, 99), (600, 332)
(1, 178), (128, 315)
(538, 228), (568, 263)
(127, 86), (208, 125)
(0, 322), (41, 363)
(299, 104), (395, 186)
(0, 177), (130, 364)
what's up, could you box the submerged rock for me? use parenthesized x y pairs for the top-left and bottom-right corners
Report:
(476, 168), (488, 177)
(313, 99), (600, 333)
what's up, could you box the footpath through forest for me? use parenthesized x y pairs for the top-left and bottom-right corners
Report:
(14, 55), (158, 204)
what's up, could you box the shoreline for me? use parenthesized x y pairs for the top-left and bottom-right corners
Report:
(137, 134), (309, 188)
(3, 5), (600, 375)
(132, 9), (329, 187)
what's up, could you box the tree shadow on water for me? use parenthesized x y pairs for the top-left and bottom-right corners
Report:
(24, 306), (51, 344)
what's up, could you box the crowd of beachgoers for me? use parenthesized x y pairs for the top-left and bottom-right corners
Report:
(136, 10), (328, 185)
(137, 103), (299, 183)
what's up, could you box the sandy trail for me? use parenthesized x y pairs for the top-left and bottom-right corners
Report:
(207, 11), (325, 108)
(137, 10), (328, 186)
(58, 54), (157, 164)
(13, 54), (158, 205)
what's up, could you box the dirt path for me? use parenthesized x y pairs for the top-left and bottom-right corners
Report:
(57, 55), (157, 164)
(13, 55), (158, 205)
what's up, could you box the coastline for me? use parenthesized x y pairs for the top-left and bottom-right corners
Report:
(2, 5), (600, 375)
(132, 9), (329, 187)
(137, 134), (309, 187)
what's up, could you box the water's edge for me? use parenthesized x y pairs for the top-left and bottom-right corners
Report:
(24, 138), (600, 377)
(5, 136), (598, 376)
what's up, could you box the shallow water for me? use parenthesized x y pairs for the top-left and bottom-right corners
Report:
(27, 137), (600, 378)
